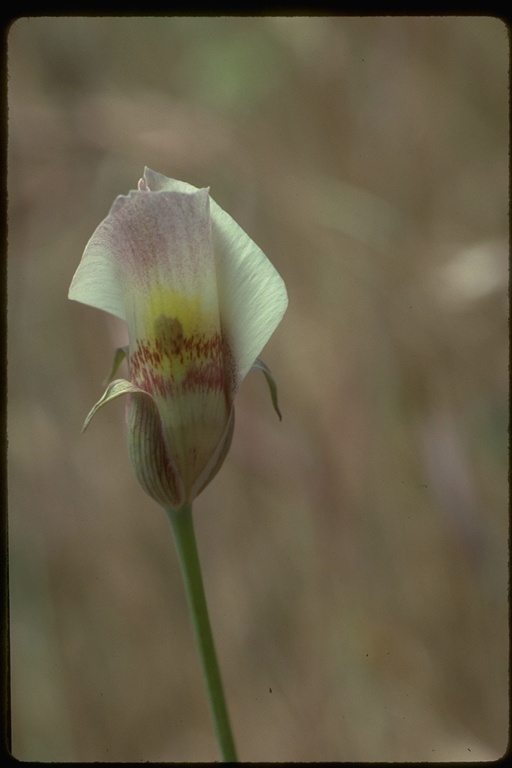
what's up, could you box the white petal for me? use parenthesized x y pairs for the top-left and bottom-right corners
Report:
(142, 168), (289, 390)
(72, 169), (288, 398)
(142, 167), (198, 195)
(68, 198), (128, 321)
(210, 199), (288, 390)
(70, 188), (221, 340)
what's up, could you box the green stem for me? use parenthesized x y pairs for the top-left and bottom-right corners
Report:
(167, 503), (238, 762)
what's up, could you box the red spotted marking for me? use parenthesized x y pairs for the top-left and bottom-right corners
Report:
(129, 328), (226, 398)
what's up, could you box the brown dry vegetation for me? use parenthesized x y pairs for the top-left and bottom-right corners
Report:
(7, 16), (508, 762)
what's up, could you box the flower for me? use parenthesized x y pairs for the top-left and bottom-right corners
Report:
(69, 168), (288, 509)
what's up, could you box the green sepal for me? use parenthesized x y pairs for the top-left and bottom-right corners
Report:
(103, 346), (129, 386)
(251, 357), (282, 420)
(82, 378), (147, 432)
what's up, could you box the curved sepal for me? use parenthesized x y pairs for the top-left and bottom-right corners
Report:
(82, 378), (148, 432)
(251, 358), (282, 420)
(103, 346), (129, 386)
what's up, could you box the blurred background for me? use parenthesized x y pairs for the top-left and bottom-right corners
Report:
(7, 16), (508, 762)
